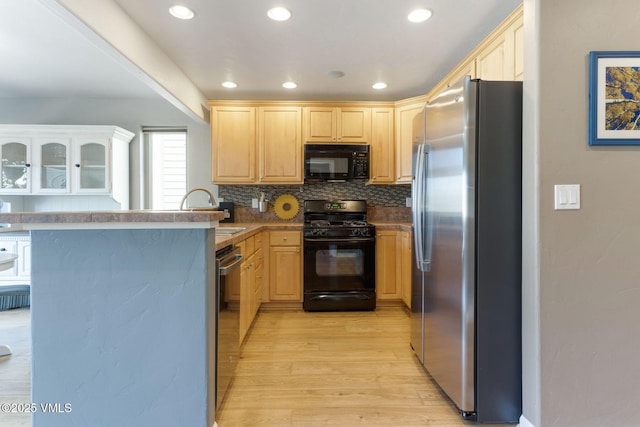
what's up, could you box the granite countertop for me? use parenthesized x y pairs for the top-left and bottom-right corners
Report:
(0, 210), (409, 239)
(0, 210), (226, 230)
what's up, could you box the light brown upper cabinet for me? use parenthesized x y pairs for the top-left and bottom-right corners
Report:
(258, 106), (303, 184)
(511, 17), (524, 81)
(369, 107), (395, 184)
(211, 106), (256, 183)
(425, 4), (523, 101)
(394, 100), (425, 184)
(476, 10), (523, 81)
(303, 106), (371, 143)
(476, 33), (510, 81)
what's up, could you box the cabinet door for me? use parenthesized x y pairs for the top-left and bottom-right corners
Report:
(394, 103), (424, 184)
(369, 108), (394, 184)
(0, 138), (31, 193)
(0, 240), (18, 278)
(476, 33), (509, 81)
(376, 230), (400, 299)
(73, 138), (110, 193)
(211, 106), (256, 183)
(338, 108), (371, 143)
(303, 107), (336, 142)
(239, 254), (255, 344)
(34, 138), (71, 193)
(448, 59), (477, 88)
(258, 106), (303, 183)
(400, 230), (411, 308)
(512, 19), (524, 81)
(226, 267), (241, 302)
(253, 248), (264, 318)
(269, 246), (301, 301)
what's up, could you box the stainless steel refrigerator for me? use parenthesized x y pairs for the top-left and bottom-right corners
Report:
(410, 77), (522, 423)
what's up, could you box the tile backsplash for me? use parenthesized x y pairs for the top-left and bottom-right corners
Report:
(219, 182), (411, 223)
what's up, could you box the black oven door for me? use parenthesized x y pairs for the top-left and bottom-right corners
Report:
(303, 236), (376, 311)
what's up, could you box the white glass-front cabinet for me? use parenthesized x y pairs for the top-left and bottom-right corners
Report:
(0, 125), (133, 208)
(0, 138), (32, 193)
(34, 138), (71, 193)
(73, 139), (110, 193)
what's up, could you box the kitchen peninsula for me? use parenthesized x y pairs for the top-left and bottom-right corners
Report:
(0, 210), (224, 427)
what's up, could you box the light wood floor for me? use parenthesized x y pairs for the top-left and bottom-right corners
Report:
(0, 307), (514, 427)
(217, 308), (513, 427)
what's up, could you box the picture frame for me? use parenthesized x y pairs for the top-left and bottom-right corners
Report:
(589, 51), (640, 146)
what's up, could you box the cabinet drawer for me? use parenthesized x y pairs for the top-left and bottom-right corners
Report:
(269, 231), (301, 246)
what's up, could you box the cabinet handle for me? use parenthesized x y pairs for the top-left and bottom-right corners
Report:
(75, 164), (81, 168)
(0, 248), (5, 251)
(25, 163), (31, 167)
(283, 237), (287, 241)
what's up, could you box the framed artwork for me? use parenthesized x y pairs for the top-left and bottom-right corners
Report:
(589, 51), (640, 146)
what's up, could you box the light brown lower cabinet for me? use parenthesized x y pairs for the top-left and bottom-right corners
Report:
(400, 230), (412, 309)
(230, 233), (264, 344)
(239, 251), (253, 343)
(268, 231), (302, 301)
(376, 230), (401, 300)
(376, 229), (412, 309)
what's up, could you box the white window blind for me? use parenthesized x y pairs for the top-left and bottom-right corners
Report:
(142, 128), (187, 210)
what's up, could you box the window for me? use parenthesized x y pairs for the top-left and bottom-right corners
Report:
(141, 127), (187, 210)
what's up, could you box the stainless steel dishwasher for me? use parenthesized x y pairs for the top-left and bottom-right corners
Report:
(215, 245), (243, 414)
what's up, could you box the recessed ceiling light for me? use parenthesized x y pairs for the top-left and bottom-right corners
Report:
(282, 81), (297, 89)
(408, 8), (432, 23)
(372, 82), (387, 90)
(267, 7), (291, 21)
(169, 5), (195, 20)
(221, 81), (237, 89)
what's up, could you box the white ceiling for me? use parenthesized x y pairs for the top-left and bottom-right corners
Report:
(0, 0), (159, 99)
(1, 0), (522, 104)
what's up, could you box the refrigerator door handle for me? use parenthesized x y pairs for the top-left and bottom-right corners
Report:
(412, 143), (431, 272)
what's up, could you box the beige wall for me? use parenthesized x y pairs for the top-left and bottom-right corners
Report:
(523, 0), (640, 425)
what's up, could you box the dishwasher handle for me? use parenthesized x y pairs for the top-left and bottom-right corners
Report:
(218, 252), (243, 275)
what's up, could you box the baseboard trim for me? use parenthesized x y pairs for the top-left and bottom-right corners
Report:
(518, 414), (535, 427)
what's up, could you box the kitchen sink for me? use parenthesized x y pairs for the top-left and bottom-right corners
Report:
(216, 226), (247, 235)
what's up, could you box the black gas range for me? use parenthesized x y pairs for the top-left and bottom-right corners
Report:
(302, 200), (376, 311)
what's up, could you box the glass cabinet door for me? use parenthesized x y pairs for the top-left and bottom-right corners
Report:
(75, 140), (109, 192)
(0, 139), (31, 192)
(38, 141), (69, 192)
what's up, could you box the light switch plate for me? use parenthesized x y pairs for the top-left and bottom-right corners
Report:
(554, 184), (580, 210)
(406, 197), (412, 208)
(251, 198), (259, 208)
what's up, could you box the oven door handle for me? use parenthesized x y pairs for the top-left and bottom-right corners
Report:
(304, 237), (376, 244)
(219, 254), (243, 275)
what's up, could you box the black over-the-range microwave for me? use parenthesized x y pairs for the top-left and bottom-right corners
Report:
(303, 144), (369, 182)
